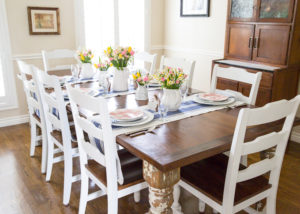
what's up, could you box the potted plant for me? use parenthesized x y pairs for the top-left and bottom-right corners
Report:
(104, 46), (134, 91)
(77, 49), (95, 78)
(155, 67), (188, 111)
(132, 70), (151, 100)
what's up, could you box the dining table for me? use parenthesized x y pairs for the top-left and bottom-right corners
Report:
(48, 69), (292, 214)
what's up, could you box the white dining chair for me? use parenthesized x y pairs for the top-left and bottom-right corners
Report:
(34, 68), (80, 205)
(16, 60), (48, 174)
(211, 65), (262, 106)
(133, 51), (157, 75)
(159, 56), (196, 88)
(66, 84), (148, 214)
(177, 96), (300, 214)
(42, 49), (76, 72)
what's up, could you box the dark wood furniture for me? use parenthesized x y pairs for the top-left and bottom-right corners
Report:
(214, 0), (300, 106)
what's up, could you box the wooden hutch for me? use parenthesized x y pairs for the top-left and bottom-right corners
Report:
(213, 0), (300, 106)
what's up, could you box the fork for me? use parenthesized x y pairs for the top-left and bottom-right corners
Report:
(127, 126), (158, 137)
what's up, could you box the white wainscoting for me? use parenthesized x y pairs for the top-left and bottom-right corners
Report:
(0, 114), (29, 128)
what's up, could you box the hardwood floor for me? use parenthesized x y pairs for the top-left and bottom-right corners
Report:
(0, 123), (299, 214)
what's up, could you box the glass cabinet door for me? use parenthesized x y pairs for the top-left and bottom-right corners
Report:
(258, 0), (294, 22)
(230, 0), (256, 21)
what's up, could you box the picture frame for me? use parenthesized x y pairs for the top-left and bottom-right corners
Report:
(27, 7), (60, 35)
(180, 0), (210, 17)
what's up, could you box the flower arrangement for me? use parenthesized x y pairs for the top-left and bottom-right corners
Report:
(94, 58), (110, 71)
(77, 49), (94, 64)
(155, 67), (188, 89)
(104, 46), (134, 70)
(132, 70), (151, 86)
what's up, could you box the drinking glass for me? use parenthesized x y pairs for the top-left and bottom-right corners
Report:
(159, 104), (169, 122)
(180, 82), (188, 101)
(71, 64), (80, 80)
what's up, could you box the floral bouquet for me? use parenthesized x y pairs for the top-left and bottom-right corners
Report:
(77, 49), (94, 64)
(94, 57), (110, 71)
(104, 46), (134, 70)
(155, 67), (188, 89)
(132, 70), (151, 86)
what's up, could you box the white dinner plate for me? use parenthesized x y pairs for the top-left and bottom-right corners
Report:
(112, 110), (154, 127)
(193, 96), (236, 106)
(110, 108), (144, 122)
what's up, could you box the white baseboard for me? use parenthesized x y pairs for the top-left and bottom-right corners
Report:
(290, 126), (300, 143)
(0, 114), (29, 128)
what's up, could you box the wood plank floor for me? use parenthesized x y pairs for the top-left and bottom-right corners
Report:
(0, 123), (299, 214)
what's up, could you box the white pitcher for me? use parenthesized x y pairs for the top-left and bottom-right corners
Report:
(161, 88), (182, 111)
(112, 67), (129, 91)
(80, 63), (95, 78)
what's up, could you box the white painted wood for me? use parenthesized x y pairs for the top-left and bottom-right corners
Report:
(16, 60), (47, 174)
(34, 68), (80, 206)
(179, 95), (300, 214)
(134, 51), (157, 74)
(199, 200), (205, 213)
(211, 65), (262, 105)
(0, 114), (29, 128)
(159, 56), (196, 88)
(41, 49), (76, 72)
(172, 184), (183, 214)
(66, 84), (147, 214)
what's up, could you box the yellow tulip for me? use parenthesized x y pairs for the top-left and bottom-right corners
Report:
(80, 54), (85, 61)
(137, 72), (141, 78)
(118, 54), (123, 59)
(110, 63), (113, 67)
(128, 46), (132, 53)
(132, 74), (137, 80)
(94, 64), (98, 68)
(91, 54), (94, 59)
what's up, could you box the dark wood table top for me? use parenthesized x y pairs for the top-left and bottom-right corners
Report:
(48, 71), (287, 172)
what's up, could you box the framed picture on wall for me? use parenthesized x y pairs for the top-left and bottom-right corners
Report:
(180, 0), (210, 17)
(27, 7), (60, 35)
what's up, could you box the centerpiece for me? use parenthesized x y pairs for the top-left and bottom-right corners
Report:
(132, 70), (151, 100)
(155, 67), (188, 111)
(77, 49), (95, 78)
(94, 58), (110, 92)
(104, 46), (134, 91)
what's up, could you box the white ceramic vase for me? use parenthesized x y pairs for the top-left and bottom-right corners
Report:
(161, 88), (182, 111)
(135, 85), (148, 100)
(81, 63), (95, 78)
(112, 67), (129, 91)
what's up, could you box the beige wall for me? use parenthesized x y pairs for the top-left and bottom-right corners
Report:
(163, 0), (227, 91)
(0, 0), (76, 119)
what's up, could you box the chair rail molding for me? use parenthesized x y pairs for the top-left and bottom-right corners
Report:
(12, 53), (43, 60)
(0, 114), (29, 128)
(151, 45), (223, 58)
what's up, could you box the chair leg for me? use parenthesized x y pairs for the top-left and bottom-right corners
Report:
(172, 184), (183, 214)
(46, 139), (54, 182)
(199, 200), (205, 213)
(63, 151), (73, 205)
(30, 121), (37, 157)
(266, 195), (276, 214)
(40, 127), (47, 174)
(79, 171), (89, 214)
(134, 191), (141, 203)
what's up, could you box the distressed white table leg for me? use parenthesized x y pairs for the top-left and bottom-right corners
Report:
(213, 208), (218, 213)
(199, 200), (205, 212)
(143, 161), (180, 214)
(172, 183), (183, 214)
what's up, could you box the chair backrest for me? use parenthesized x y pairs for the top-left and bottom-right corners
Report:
(42, 49), (76, 72)
(17, 60), (45, 123)
(159, 56), (196, 88)
(222, 96), (300, 213)
(211, 65), (262, 105)
(66, 84), (124, 188)
(134, 51), (157, 75)
(34, 68), (73, 149)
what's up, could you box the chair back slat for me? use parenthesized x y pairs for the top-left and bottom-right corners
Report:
(247, 99), (297, 126)
(42, 49), (76, 71)
(44, 93), (60, 110)
(47, 113), (62, 130)
(81, 140), (106, 167)
(222, 95), (300, 212)
(242, 131), (289, 155)
(159, 56), (196, 88)
(76, 116), (104, 141)
(211, 65), (262, 105)
(237, 157), (277, 183)
(134, 52), (157, 75)
(27, 96), (40, 110)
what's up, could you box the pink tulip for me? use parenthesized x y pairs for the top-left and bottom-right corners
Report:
(137, 78), (142, 82)
(98, 64), (101, 67)
(83, 53), (88, 57)
(169, 70), (173, 74)
(130, 51), (135, 56)
(143, 76), (149, 82)
(122, 51), (126, 55)
(161, 77), (165, 81)
(109, 57), (113, 61)
(176, 80), (180, 84)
